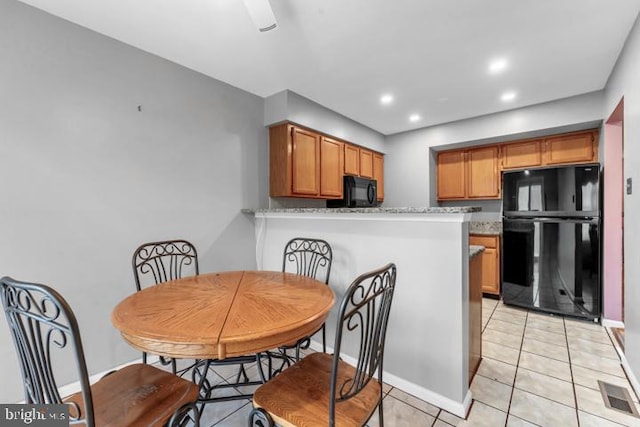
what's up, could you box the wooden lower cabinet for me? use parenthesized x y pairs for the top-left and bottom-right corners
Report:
(469, 253), (482, 384)
(469, 234), (500, 296)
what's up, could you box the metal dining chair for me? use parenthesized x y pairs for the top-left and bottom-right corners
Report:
(250, 263), (397, 427)
(132, 239), (267, 405)
(282, 237), (332, 353)
(132, 239), (199, 373)
(0, 276), (200, 427)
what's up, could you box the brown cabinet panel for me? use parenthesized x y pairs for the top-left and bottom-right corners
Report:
(469, 254), (482, 384)
(470, 235), (500, 296)
(544, 131), (597, 165)
(501, 140), (543, 170)
(291, 127), (320, 196)
(344, 144), (360, 175)
(359, 149), (374, 178)
(320, 137), (344, 198)
(437, 151), (466, 199)
(373, 153), (384, 201)
(467, 146), (500, 199)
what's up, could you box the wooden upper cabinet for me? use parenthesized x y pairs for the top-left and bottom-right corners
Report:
(344, 144), (360, 175)
(359, 149), (374, 178)
(501, 140), (543, 170)
(437, 151), (466, 200)
(373, 153), (384, 201)
(291, 127), (320, 196)
(543, 130), (598, 165)
(437, 147), (500, 200)
(467, 146), (500, 199)
(319, 137), (344, 198)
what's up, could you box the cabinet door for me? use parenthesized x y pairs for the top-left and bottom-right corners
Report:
(359, 149), (374, 178)
(373, 152), (384, 201)
(344, 144), (360, 175)
(291, 127), (320, 196)
(470, 235), (500, 296)
(437, 150), (466, 200)
(467, 146), (500, 198)
(544, 131), (597, 165)
(501, 140), (542, 170)
(320, 137), (344, 198)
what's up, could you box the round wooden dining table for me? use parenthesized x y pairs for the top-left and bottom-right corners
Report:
(111, 270), (335, 360)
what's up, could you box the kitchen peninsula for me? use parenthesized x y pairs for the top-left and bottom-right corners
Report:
(246, 206), (481, 417)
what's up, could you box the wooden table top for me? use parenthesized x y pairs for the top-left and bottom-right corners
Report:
(111, 270), (335, 359)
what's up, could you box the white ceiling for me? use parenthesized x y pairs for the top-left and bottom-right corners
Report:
(16, 0), (640, 135)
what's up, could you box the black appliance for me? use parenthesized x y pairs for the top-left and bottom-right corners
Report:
(501, 164), (601, 321)
(327, 176), (378, 208)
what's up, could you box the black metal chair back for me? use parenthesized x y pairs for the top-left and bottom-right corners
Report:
(329, 263), (397, 425)
(1, 276), (94, 425)
(132, 239), (199, 291)
(282, 238), (332, 284)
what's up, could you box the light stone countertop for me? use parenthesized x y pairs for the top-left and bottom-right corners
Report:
(470, 245), (485, 258)
(469, 220), (502, 235)
(243, 206), (481, 214)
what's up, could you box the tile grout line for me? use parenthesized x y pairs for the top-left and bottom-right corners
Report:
(564, 316), (582, 427)
(502, 301), (529, 427)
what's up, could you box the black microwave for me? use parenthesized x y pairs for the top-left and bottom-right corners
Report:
(327, 176), (378, 208)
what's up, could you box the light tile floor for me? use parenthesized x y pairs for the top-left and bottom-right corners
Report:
(166, 298), (640, 426)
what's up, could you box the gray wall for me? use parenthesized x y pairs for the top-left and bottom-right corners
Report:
(604, 12), (640, 386)
(383, 92), (604, 208)
(0, 0), (266, 403)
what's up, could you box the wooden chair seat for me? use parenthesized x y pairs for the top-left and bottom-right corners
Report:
(65, 364), (199, 427)
(253, 352), (382, 427)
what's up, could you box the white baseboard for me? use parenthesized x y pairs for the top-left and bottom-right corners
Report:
(308, 341), (472, 418)
(603, 319), (625, 328)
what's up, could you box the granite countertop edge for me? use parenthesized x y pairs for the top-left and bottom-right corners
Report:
(242, 206), (481, 214)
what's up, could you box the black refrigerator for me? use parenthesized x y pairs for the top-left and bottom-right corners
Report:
(501, 164), (602, 321)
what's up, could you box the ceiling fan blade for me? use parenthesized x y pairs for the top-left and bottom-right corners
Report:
(242, 0), (278, 32)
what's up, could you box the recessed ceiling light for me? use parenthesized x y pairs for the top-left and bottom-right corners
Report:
(489, 58), (508, 74)
(501, 91), (516, 102)
(380, 94), (394, 105)
(409, 114), (421, 122)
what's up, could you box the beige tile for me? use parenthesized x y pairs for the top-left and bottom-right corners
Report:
(565, 317), (606, 332)
(388, 387), (440, 417)
(566, 327), (612, 345)
(518, 351), (572, 382)
(459, 401), (507, 427)
(470, 375), (513, 411)
(490, 310), (527, 325)
(483, 328), (523, 349)
(367, 395), (436, 427)
(483, 298), (499, 311)
(524, 326), (566, 346)
(521, 337), (569, 362)
(527, 311), (565, 324)
(569, 348), (626, 377)
(515, 367), (575, 407)
(575, 385), (640, 426)
(486, 318), (525, 337)
(572, 365), (638, 400)
(438, 410), (464, 426)
(476, 357), (517, 386)
(526, 317), (566, 334)
(434, 420), (457, 427)
(199, 386), (248, 425)
(383, 382), (392, 395)
(509, 388), (578, 427)
(483, 341), (520, 366)
(578, 410), (627, 427)
(506, 415), (538, 426)
(494, 302), (528, 316)
(219, 403), (253, 426)
(568, 336), (619, 360)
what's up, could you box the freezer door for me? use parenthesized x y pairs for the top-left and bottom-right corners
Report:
(502, 218), (601, 320)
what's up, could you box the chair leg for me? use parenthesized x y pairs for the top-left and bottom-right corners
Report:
(168, 401), (200, 427)
(378, 398), (384, 427)
(143, 351), (148, 364)
(249, 407), (274, 427)
(321, 324), (326, 353)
